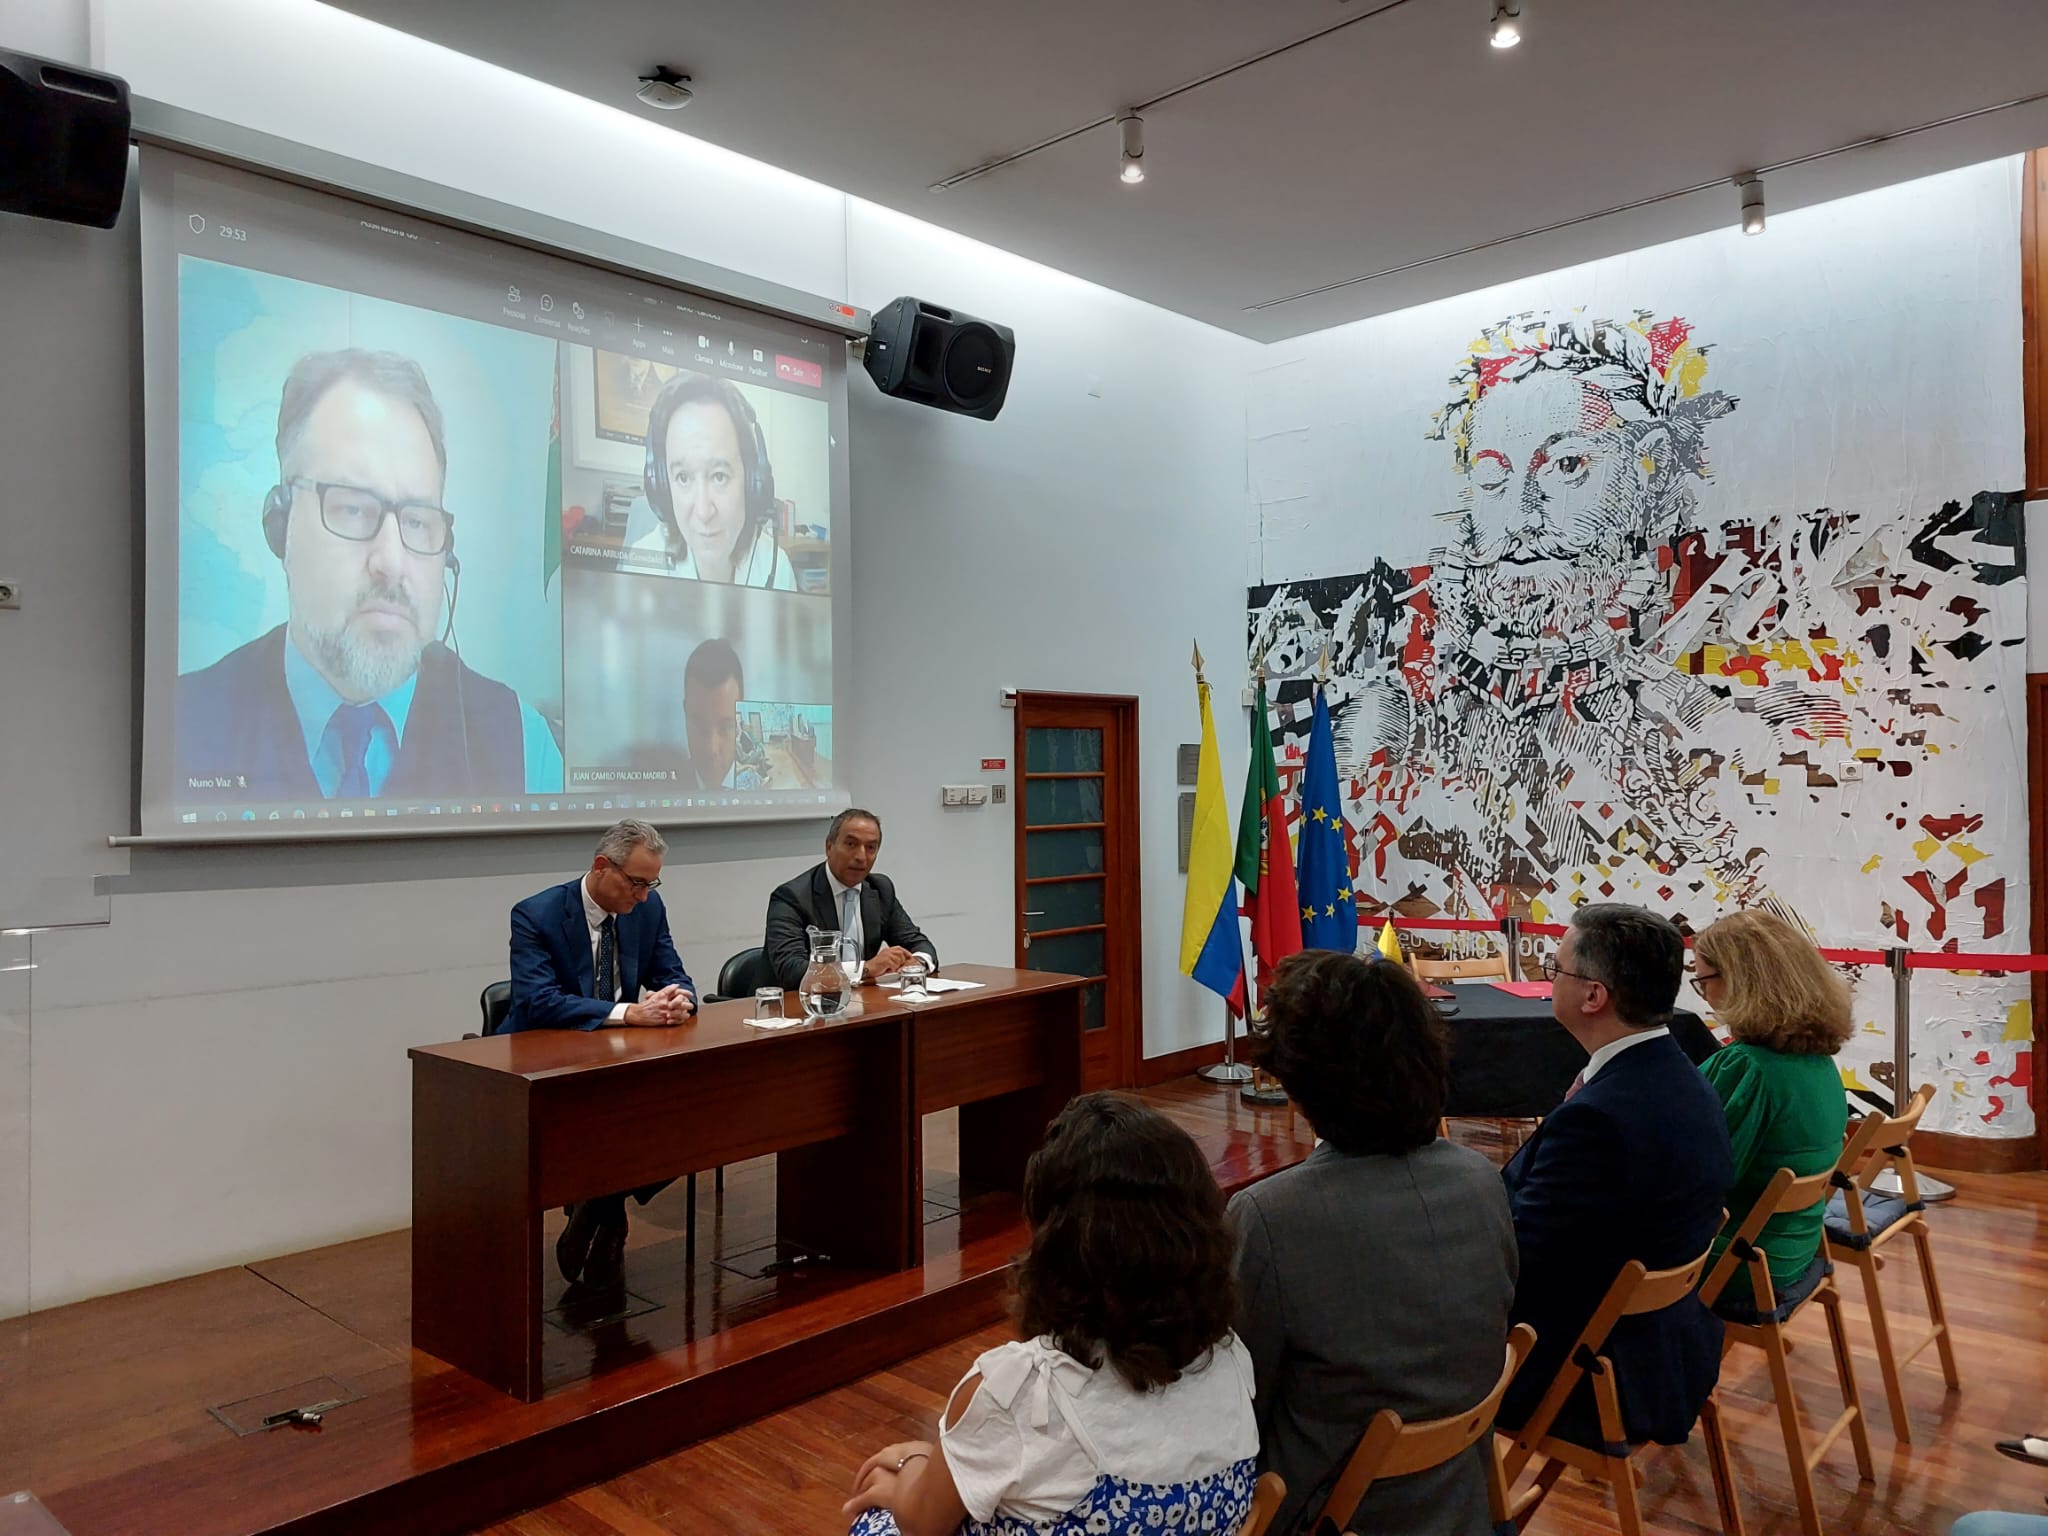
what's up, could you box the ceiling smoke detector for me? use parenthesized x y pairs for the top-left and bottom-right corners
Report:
(636, 67), (694, 111)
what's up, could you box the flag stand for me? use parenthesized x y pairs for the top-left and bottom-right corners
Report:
(1197, 996), (1253, 1083)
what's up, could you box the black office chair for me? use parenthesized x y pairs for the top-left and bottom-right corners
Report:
(708, 945), (771, 1003)
(474, 979), (513, 1039)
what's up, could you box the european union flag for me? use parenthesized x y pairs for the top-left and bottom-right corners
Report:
(1295, 683), (1356, 951)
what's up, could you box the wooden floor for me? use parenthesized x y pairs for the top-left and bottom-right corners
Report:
(485, 1096), (2048, 1536)
(0, 1084), (1319, 1536)
(8, 1079), (2044, 1536)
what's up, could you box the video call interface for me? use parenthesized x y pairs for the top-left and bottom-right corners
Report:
(139, 149), (849, 839)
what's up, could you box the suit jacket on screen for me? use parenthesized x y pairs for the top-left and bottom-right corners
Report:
(176, 625), (525, 800)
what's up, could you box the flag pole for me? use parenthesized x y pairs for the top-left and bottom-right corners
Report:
(1196, 640), (1254, 1085)
(1237, 651), (1290, 1104)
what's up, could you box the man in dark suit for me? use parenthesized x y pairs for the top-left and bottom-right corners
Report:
(1498, 902), (1732, 1448)
(504, 819), (696, 1294)
(177, 349), (562, 805)
(764, 808), (935, 990)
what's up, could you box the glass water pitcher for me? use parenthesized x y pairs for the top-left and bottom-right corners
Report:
(800, 928), (849, 1018)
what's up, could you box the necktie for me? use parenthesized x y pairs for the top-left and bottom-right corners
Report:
(595, 915), (617, 1002)
(841, 886), (858, 961)
(324, 703), (387, 798)
(1564, 1070), (1585, 1101)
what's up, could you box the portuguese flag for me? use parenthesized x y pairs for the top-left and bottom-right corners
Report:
(1234, 677), (1302, 1009)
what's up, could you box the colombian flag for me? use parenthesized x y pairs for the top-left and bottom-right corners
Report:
(1234, 676), (1301, 1009)
(1180, 670), (1245, 1013)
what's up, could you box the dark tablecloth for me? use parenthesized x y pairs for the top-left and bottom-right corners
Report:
(1441, 991), (1721, 1119)
(1442, 990), (1585, 1118)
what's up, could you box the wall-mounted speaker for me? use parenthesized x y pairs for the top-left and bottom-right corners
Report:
(0, 50), (132, 230)
(862, 297), (1015, 421)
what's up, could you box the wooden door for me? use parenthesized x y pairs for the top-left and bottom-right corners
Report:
(1014, 694), (1141, 1090)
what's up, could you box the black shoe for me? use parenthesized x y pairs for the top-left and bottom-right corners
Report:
(580, 1211), (628, 1297)
(1995, 1436), (2048, 1467)
(556, 1201), (603, 1284)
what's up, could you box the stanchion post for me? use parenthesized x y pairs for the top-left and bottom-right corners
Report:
(1874, 945), (1955, 1202)
(1502, 914), (1522, 982)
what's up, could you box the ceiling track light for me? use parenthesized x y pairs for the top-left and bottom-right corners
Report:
(1118, 110), (1146, 184)
(1490, 1), (1523, 49)
(1737, 173), (1766, 235)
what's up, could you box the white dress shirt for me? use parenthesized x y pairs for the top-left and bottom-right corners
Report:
(580, 874), (630, 1023)
(824, 867), (934, 981)
(1580, 1024), (1670, 1085)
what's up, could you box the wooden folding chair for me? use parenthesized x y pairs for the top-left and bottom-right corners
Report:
(1308, 1324), (1535, 1535)
(1413, 952), (1512, 983)
(1240, 1471), (1287, 1536)
(1500, 1244), (1731, 1536)
(1697, 1163), (1875, 1536)
(1824, 1084), (1961, 1443)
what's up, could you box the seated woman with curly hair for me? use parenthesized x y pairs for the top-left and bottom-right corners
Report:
(1691, 908), (1855, 1300)
(1231, 950), (1517, 1536)
(842, 1092), (1258, 1536)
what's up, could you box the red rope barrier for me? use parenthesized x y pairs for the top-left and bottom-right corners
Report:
(1358, 913), (2048, 971)
(1904, 950), (2048, 973)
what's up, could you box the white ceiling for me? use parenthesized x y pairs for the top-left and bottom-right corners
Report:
(332, 0), (2048, 341)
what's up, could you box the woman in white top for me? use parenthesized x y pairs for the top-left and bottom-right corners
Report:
(640, 372), (799, 592)
(843, 1093), (1260, 1536)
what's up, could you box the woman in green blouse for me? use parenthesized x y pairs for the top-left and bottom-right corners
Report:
(1692, 909), (1853, 1299)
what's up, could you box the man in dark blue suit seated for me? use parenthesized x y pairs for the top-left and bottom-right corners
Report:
(1498, 902), (1733, 1449)
(504, 818), (696, 1295)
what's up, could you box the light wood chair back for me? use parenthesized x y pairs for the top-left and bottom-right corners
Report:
(1239, 1470), (1287, 1536)
(1824, 1083), (1959, 1446)
(1411, 952), (1511, 982)
(1500, 1238), (1720, 1536)
(1313, 1324), (1534, 1535)
(1698, 1153), (1878, 1536)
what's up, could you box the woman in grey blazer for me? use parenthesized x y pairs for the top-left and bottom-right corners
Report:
(1229, 951), (1519, 1536)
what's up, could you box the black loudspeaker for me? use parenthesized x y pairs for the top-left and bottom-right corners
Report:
(0, 51), (131, 230)
(862, 297), (1015, 421)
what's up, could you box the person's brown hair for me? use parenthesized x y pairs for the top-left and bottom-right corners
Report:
(1013, 1092), (1235, 1391)
(1253, 950), (1447, 1155)
(1694, 909), (1853, 1056)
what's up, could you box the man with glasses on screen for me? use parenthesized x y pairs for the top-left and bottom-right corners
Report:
(176, 348), (563, 803)
(503, 819), (696, 1296)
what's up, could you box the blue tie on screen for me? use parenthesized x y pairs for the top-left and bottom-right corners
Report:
(323, 702), (387, 799)
(595, 915), (617, 1002)
(841, 886), (857, 961)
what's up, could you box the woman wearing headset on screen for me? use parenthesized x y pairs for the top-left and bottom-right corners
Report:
(641, 372), (798, 591)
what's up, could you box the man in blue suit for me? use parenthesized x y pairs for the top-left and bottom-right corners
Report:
(1498, 902), (1732, 1448)
(504, 819), (696, 1294)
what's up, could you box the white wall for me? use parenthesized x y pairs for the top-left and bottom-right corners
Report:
(0, 0), (1254, 1312)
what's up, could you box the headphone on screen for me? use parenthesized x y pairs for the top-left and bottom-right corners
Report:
(641, 372), (777, 571)
(262, 480), (462, 648)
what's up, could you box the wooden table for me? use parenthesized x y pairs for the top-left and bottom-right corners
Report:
(410, 964), (1083, 1400)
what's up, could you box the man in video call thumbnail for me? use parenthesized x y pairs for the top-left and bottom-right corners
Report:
(178, 349), (564, 801)
(680, 638), (764, 792)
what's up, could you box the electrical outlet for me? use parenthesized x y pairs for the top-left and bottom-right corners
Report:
(991, 783), (1007, 804)
(965, 785), (989, 806)
(0, 579), (18, 610)
(941, 785), (967, 807)
(1838, 759), (1864, 783)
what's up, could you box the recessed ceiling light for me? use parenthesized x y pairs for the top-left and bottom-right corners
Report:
(636, 66), (694, 111)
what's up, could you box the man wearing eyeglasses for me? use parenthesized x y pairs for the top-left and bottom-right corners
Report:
(503, 819), (696, 1294)
(176, 348), (563, 802)
(503, 819), (695, 1034)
